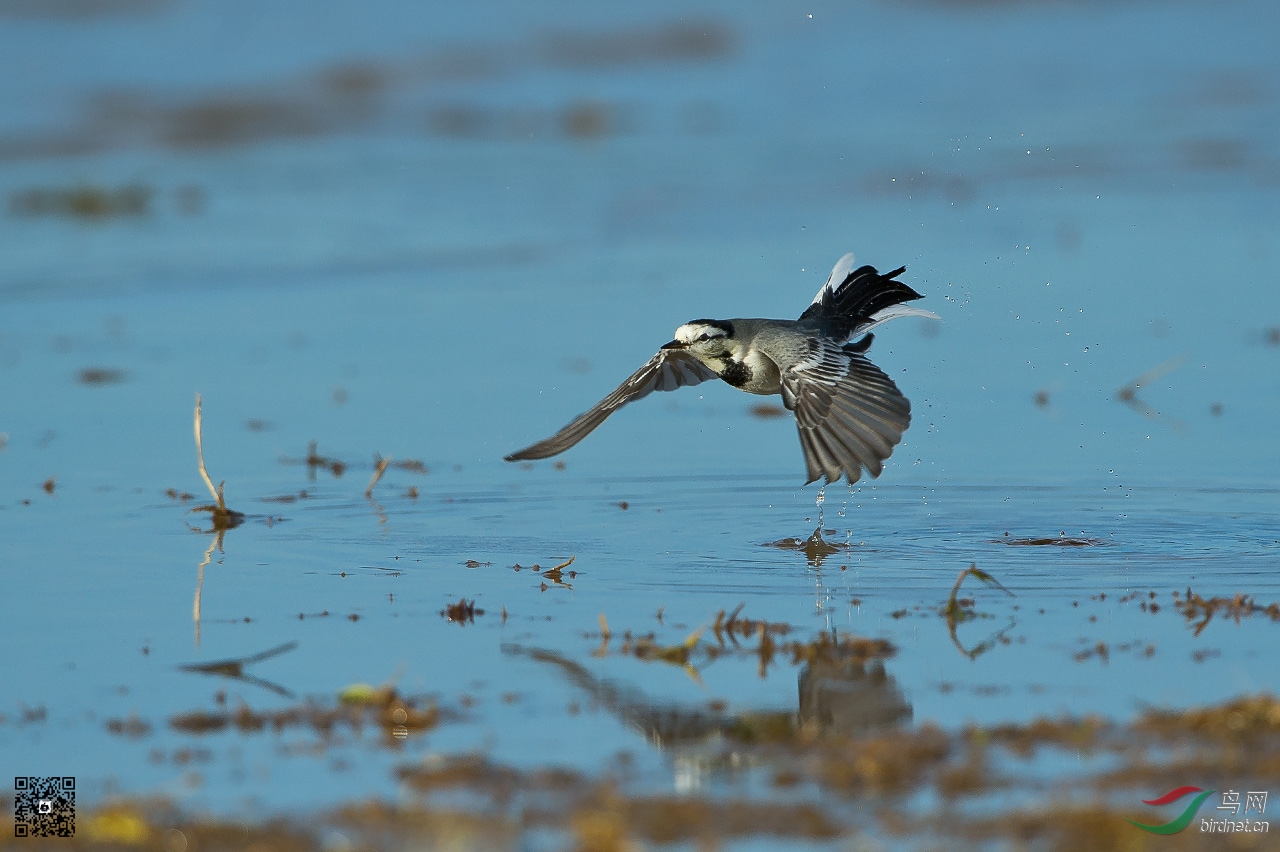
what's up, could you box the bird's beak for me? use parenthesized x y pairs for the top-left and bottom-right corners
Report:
(661, 340), (686, 350)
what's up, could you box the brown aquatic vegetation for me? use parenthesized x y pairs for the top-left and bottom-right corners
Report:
(1175, 587), (1280, 636)
(540, 555), (576, 587)
(541, 20), (732, 68)
(563, 790), (843, 848)
(428, 99), (635, 142)
(10, 183), (151, 218)
(13, 690), (1280, 851)
(0, 19), (733, 162)
(711, 602), (792, 645)
(261, 490), (310, 503)
(748, 402), (787, 418)
(589, 608), (892, 688)
(1073, 639), (1155, 664)
(512, 555), (578, 589)
(398, 754), (580, 800)
(812, 724), (952, 794)
(76, 367), (129, 385)
(397, 690), (1280, 845)
(105, 714), (152, 738)
(397, 758), (842, 846)
(331, 801), (517, 850)
(170, 687), (445, 743)
(299, 441), (347, 478)
(514, 614), (905, 747)
(785, 630), (893, 667)
(614, 626), (705, 671)
(442, 599), (484, 624)
(1136, 693), (1280, 744)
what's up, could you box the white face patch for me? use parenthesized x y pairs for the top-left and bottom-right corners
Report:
(673, 322), (729, 345)
(673, 323), (702, 344)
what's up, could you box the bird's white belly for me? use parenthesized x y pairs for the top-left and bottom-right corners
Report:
(741, 349), (782, 395)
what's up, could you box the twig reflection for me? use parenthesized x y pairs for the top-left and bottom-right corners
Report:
(192, 530), (224, 648)
(178, 641), (299, 698)
(1114, 354), (1186, 430)
(944, 564), (1016, 661)
(366, 452), (390, 525)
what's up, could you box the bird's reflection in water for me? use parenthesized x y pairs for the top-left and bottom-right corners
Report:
(763, 526), (852, 621)
(799, 653), (911, 734)
(504, 636), (911, 790)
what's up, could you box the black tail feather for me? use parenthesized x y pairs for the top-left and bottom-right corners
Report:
(798, 264), (922, 339)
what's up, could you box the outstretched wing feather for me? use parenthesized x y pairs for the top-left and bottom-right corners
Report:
(797, 429), (832, 485)
(505, 351), (718, 461)
(780, 340), (910, 485)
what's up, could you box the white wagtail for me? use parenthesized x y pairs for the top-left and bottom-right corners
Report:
(506, 253), (938, 484)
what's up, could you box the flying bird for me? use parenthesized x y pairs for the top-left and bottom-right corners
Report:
(505, 253), (937, 484)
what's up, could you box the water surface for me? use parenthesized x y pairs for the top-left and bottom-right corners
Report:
(2, 0), (1279, 847)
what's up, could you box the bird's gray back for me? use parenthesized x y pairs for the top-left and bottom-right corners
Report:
(715, 319), (808, 395)
(741, 320), (819, 370)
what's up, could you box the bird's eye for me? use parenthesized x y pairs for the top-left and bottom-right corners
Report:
(696, 333), (710, 342)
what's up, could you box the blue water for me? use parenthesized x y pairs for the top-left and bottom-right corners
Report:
(2, 0), (1279, 829)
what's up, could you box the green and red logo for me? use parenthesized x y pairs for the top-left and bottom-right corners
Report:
(1128, 786), (1215, 834)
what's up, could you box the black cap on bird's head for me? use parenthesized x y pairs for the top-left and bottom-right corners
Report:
(665, 319), (734, 350)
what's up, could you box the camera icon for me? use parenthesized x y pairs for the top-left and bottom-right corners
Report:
(38, 800), (53, 814)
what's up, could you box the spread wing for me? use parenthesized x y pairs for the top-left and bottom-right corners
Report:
(505, 350), (718, 461)
(779, 338), (910, 485)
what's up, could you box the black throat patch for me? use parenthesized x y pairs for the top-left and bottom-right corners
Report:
(718, 357), (752, 388)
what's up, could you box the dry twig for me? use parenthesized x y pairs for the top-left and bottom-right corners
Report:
(192, 395), (244, 530)
(946, 564), (1015, 660)
(365, 453), (392, 498)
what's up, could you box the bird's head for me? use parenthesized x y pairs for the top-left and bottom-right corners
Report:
(663, 319), (736, 359)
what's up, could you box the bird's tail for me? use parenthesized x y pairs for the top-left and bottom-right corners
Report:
(799, 262), (925, 340)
